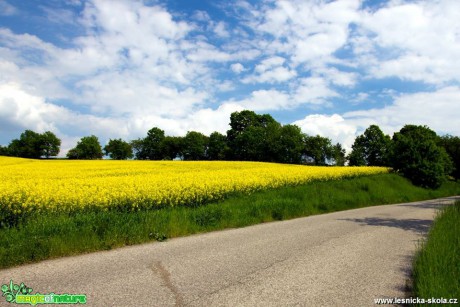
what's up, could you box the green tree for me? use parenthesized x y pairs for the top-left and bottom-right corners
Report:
(207, 132), (228, 160)
(130, 138), (146, 160)
(7, 139), (22, 157)
(227, 110), (260, 142)
(438, 135), (460, 180)
(392, 125), (453, 189)
(226, 110), (281, 161)
(67, 135), (103, 159)
(0, 145), (9, 156)
(303, 135), (334, 165)
(104, 138), (133, 160)
(162, 136), (184, 160)
(277, 124), (304, 164)
(348, 125), (391, 166)
(183, 131), (208, 160)
(6, 130), (61, 159)
(131, 127), (166, 160)
(40, 131), (61, 158)
(143, 127), (166, 160)
(8, 130), (42, 158)
(332, 143), (346, 166)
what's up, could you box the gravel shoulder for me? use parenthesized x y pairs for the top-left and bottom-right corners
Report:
(1, 196), (458, 306)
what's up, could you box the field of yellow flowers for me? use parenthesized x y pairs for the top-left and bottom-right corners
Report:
(0, 156), (388, 217)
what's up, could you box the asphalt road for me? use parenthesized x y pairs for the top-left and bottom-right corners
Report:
(1, 196), (458, 307)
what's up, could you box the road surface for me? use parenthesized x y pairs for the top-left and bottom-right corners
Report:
(1, 196), (458, 306)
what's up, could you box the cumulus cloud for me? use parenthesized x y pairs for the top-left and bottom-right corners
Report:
(0, 83), (128, 153)
(293, 86), (460, 152)
(293, 114), (357, 151)
(183, 103), (245, 136)
(292, 77), (338, 105)
(344, 86), (460, 136)
(230, 63), (245, 74)
(242, 56), (297, 84)
(225, 89), (291, 111)
(0, 83), (240, 155)
(0, 83), (68, 133)
(356, 0), (460, 85)
(214, 21), (230, 38)
(251, 0), (360, 66)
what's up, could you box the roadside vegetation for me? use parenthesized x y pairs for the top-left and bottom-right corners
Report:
(411, 200), (460, 305)
(1, 173), (459, 269)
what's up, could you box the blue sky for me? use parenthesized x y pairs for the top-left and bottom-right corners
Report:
(1, 0), (459, 155)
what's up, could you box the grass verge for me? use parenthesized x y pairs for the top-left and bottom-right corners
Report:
(411, 200), (460, 306)
(1, 173), (459, 269)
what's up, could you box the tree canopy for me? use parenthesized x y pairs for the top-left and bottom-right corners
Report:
(348, 125), (391, 166)
(303, 135), (334, 166)
(4, 130), (61, 159)
(131, 127), (166, 160)
(183, 131), (208, 161)
(438, 135), (460, 180)
(67, 135), (103, 160)
(207, 132), (228, 160)
(392, 125), (453, 189)
(104, 138), (133, 160)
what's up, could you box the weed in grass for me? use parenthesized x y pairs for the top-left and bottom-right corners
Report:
(271, 208), (284, 221)
(149, 231), (168, 242)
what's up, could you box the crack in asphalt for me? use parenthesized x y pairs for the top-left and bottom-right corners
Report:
(152, 261), (184, 307)
(185, 255), (292, 306)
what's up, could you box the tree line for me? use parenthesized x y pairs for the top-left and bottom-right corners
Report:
(1, 110), (459, 189)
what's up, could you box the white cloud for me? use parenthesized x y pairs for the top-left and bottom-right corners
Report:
(0, 83), (62, 133)
(231, 63), (245, 74)
(243, 66), (297, 84)
(242, 56), (297, 84)
(292, 77), (338, 105)
(0, 83), (111, 153)
(357, 0), (460, 84)
(214, 21), (230, 38)
(315, 67), (357, 87)
(344, 86), (460, 136)
(185, 41), (233, 62)
(293, 86), (460, 152)
(217, 80), (235, 92)
(184, 103), (244, 136)
(192, 10), (211, 22)
(254, 56), (285, 72)
(252, 0), (360, 66)
(0, 1), (217, 120)
(352, 92), (369, 103)
(0, 82), (237, 155)
(226, 89), (291, 111)
(293, 114), (357, 151)
(81, 0), (190, 40)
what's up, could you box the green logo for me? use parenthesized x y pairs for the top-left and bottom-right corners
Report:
(1, 280), (86, 305)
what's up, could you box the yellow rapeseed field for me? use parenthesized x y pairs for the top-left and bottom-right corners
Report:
(0, 156), (389, 216)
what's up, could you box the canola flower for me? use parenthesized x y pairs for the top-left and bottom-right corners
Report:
(0, 156), (389, 218)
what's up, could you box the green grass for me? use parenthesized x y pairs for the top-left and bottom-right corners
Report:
(1, 173), (459, 269)
(411, 201), (460, 305)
